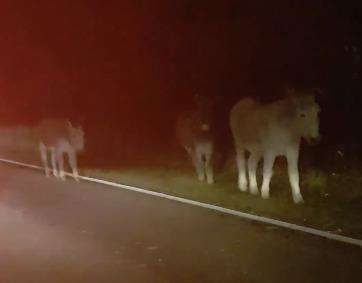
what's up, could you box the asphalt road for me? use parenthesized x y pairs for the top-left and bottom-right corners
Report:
(0, 164), (361, 283)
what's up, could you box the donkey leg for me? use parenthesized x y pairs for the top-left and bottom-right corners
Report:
(248, 151), (261, 195)
(186, 146), (202, 181)
(195, 147), (205, 182)
(261, 152), (276, 199)
(68, 150), (80, 181)
(286, 146), (304, 204)
(57, 149), (66, 181)
(205, 146), (214, 184)
(39, 143), (50, 177)
(236, 149), (247, 191)
(50, 148), (59, 178)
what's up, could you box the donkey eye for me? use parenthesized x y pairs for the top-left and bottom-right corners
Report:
(300, 113), (306, 118)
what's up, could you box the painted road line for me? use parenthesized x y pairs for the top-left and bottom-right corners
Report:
(0, 157), (361, 248)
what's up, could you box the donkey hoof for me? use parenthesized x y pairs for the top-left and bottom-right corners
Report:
(293, 194), (304, 204)
(261, 191), (269, 199)
(250, 188), (259, 196)
(238, 183), (248, 192)
(207, 178), (214, 185)
(198, 176), (205, 182)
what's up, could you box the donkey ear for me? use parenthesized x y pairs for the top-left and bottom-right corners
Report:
(285, 85), (296, 96)
(312, 88), (322, 95)
(66, 120), (73, 128)
(193, 92), (203, 104)
(78, 126), (84, 135)
(311, 88), (323, 100)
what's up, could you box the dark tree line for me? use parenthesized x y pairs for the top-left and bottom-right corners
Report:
(0, 0), (361, 161)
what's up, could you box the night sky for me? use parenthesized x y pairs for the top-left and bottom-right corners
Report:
(0, 1), (361, 161)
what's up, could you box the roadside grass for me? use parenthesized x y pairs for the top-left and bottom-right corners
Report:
(84, 159), (362, 239)
(1, 147), (361, 239)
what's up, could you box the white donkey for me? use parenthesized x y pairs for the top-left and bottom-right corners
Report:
(176, 95), (214, 184)
(37, 119), (85, 181)
(229, 89), (321, 203)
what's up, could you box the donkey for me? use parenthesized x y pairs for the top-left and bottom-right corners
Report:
(36, 119), (85, 181)
(229, 88), (321, 203)
(175, 94), (215, 184)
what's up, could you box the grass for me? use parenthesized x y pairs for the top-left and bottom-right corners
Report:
(84, 160), (362, 239)
(1, 146), (361, 239)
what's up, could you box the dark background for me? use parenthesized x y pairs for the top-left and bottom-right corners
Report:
(0, 0), (361, 165)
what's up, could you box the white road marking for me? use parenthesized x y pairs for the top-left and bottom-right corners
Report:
(0, 157), (361, 248)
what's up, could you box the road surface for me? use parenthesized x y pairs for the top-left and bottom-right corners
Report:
(0, 164), (361, 283)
